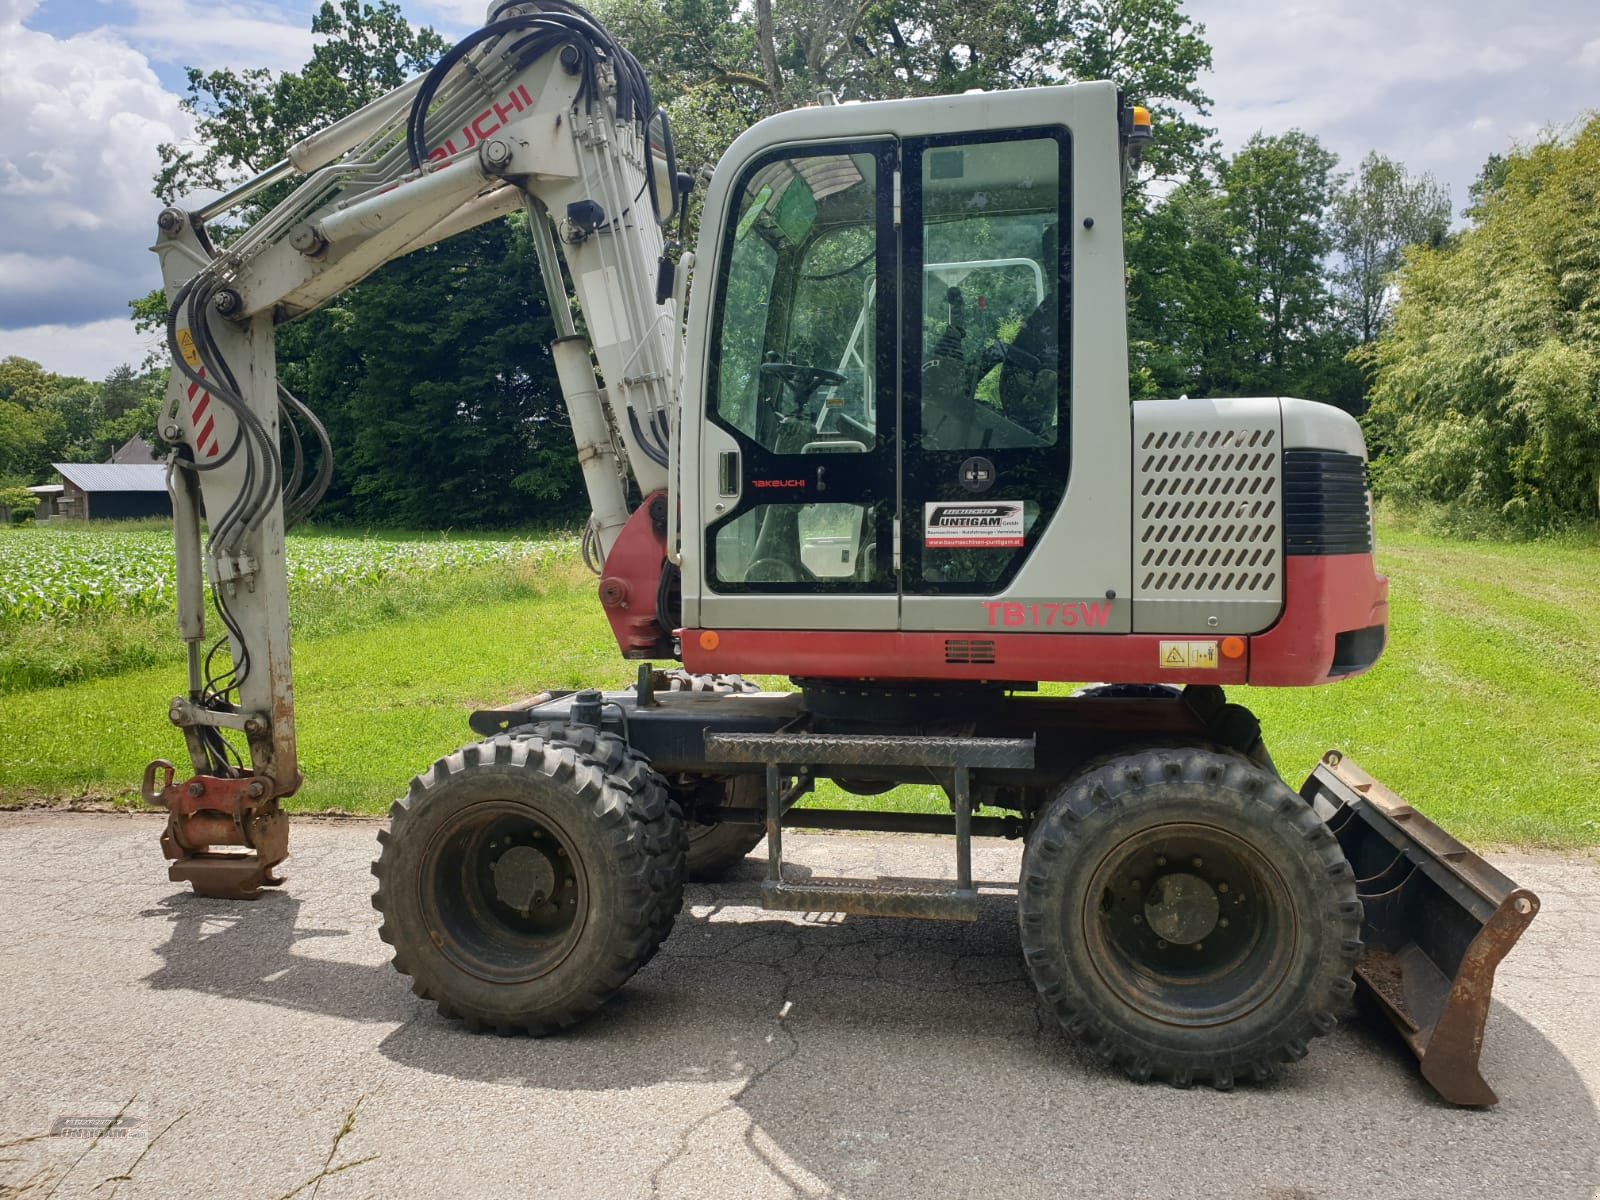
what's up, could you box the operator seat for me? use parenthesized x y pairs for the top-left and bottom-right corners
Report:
(920, 356), (977, 450)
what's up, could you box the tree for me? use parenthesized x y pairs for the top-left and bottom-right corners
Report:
(145, 3), (583, 527)
(0, 357), (75, 482)
(1364, 116), (1600, 526)
(1, 486), (40, 524)
(599, 0), (1216, 183)
(1330, 152), (1450, 344)
(1463, 152), (1509, 221)
(1125, 179), (1263, 398)
(1048, 0), (1215, 183)
(1219, 131), (1341, 384)
(156, 0), (448, 208)
(280, 217), (581, 527)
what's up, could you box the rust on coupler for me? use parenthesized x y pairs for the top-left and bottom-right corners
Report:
(1302, 750), (1539, 1107)
(141, 759), (289, 900)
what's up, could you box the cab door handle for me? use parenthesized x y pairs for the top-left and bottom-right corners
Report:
(718, 451), (739, 496)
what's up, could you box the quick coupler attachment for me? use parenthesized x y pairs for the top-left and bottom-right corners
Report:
(1302, 751), (1539, 1106)
(141, 760), (290, 900)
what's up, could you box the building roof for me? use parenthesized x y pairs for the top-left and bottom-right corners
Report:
(27, 484), (64, 495)
(109, 435), (158, 464)
(53, 463), (168, 493)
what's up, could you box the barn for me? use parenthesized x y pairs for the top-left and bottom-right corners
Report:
(52, 463), (172, 521)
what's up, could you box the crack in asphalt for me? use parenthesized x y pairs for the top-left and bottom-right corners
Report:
(649, 919), (812, 1200)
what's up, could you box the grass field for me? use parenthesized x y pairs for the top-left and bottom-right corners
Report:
(1, 521), (1595, 847)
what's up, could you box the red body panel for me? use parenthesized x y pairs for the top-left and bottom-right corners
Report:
(599, 489), (671, 658)
(1248, 553), (1388, 685)
(679, 553), (1388, 688)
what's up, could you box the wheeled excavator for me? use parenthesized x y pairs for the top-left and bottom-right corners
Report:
(142, 0), (1538, 1103)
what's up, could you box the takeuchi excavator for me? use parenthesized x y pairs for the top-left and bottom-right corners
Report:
(142, 0), (1537, 1104)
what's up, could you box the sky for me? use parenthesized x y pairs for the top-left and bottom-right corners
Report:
(1, 0), (1597, 380)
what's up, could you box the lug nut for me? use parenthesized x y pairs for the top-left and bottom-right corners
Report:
(1155, 856), (1167, 867)
(1219, 918), (1229, 928)
(1217, 882), (1229, 893)
(1191, 857), (1203, 868)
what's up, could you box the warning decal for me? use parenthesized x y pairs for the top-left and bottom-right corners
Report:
(175, 328), (202, 370)
(924, 501), (1025, 549)
(1158, 640), (1219, 669)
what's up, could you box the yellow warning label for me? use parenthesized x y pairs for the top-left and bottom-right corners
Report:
(1159, 640), (1219, 669)
(175, 328), (201, 370)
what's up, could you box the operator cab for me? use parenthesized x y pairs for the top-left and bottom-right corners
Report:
(684, 85), (1135, 634)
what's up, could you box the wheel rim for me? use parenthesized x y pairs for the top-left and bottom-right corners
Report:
(421, 800), (589, 983)
(1081, 823), (1296, 1027)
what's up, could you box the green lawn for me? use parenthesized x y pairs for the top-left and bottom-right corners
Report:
(1, 523), (1595, 847)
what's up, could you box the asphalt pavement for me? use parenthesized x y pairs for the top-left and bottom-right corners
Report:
(1, 810), (1596, 1200)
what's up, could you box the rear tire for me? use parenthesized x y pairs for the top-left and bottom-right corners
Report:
(685, 775), (765, 879)
(372, 733), (685, 1034)
(1018, 746), (1361, 1088)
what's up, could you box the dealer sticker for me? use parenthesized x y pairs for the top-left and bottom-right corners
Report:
(924, 501), (1024, 549)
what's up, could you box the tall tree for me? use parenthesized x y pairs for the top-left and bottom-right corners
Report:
(1048, 0), (1215, 183)
(144, 2), (581, 528)
(1125, 179), (1263, 398)
(156, 1), (447, 209)
(1330, 152), (1450, 344)
(1220, 131), (1340, 383)
(1364, 116), (1600, 525)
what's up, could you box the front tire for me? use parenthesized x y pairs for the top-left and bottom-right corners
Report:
(372, 733), (685, 1034)
(1019, 747), (1361, 1088)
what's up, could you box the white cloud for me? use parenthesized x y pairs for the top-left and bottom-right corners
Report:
(1185, 0), (1598, 204)
(120, 0), (314, 72)
(1581, 38), (1600, 67)
(0, 316), (162, 380)
(0, 15), (193, 331)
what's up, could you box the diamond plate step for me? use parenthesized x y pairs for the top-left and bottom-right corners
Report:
(760, 877), (979, 921)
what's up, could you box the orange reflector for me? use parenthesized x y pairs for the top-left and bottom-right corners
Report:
(699, 630), (720, 651)
(1221, 636), (1245, 659)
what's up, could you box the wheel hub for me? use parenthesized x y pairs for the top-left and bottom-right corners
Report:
(1143, 872), (1219, 945)
(1084, 824), (1294, 1026)
(491, 845), (558, 912)
(422, 802), (588, 983)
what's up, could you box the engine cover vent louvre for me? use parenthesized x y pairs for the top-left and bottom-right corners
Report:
(1283, 449), (1374, 555)
(1133, 409), (1283, 605)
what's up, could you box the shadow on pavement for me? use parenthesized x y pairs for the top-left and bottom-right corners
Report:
(142, 868), (1600, 1199)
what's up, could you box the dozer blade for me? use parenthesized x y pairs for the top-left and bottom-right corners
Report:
(1301, 751), (1539, 1107)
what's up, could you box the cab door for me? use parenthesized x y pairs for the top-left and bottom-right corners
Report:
(896, 129), (1075, 617)
(698, 140), (900, 631)
(896, 113), (1131, 635)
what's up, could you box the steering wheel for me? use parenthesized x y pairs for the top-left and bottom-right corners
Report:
(759, 361), (846, 399)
